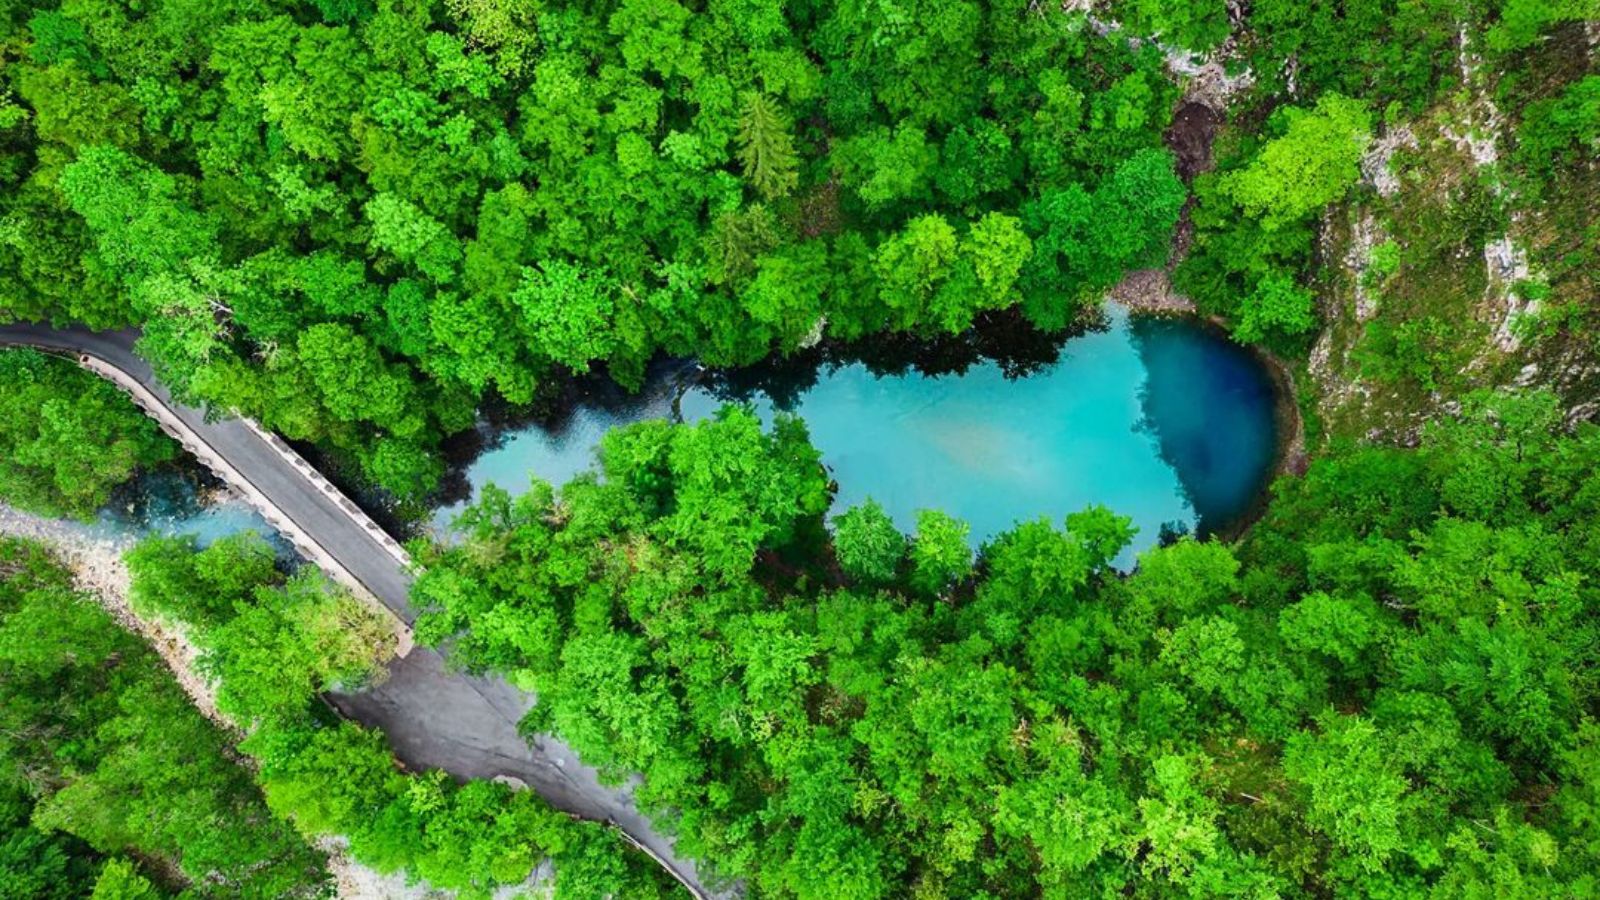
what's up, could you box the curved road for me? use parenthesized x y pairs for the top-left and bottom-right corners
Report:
(0, 324), (713, 899)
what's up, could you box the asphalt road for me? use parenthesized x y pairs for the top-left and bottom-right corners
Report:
(0, 324), (714, 898)
(0, 323), (418, 619)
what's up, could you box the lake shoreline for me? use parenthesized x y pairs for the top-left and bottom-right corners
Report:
(440, 303), (1282, 561)
(1108, 290), (1308, 545)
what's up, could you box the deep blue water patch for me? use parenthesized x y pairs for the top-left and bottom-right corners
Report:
(1129, 315), (1281, 534)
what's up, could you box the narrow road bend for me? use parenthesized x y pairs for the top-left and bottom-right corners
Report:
(0, 323), (715, 899)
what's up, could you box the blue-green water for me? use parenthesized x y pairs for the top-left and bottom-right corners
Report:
(438, 309), (1281, 561)
(80, 468), (292, 555)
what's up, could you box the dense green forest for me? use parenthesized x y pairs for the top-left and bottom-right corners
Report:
(0, 0), (1597, 897)
(0, 350), (175, 518)
(5, 0), (1586, 498)
(0, 537), (330, 897)
(0, 0), (1181, 496)
(412, 392), (1600, 897)
(4, 531), (680, 898)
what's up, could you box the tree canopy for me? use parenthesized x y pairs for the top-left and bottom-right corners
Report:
(406, 391), (1600, 897)
(0, 537), (329, 896)
(0, 350), (175, 519)
(120, 531), (677, 899)
(0, 0), (1194, 499)
(2, 0), (1573, 497)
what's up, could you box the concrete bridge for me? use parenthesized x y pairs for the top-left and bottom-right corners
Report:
(0, 324), (714, 899)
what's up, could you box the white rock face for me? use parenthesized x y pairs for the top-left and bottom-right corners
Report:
(1484, 234), (1537, 352)
(1076, 9), (1254, 112)
(798, 315), (828, 349)
(1445, 21), (1505, 168)
(1344, 212), (1385, 322)
(1360, 126), (1417, 198)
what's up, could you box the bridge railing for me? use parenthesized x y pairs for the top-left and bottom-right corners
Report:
(71, 351), (415, 656)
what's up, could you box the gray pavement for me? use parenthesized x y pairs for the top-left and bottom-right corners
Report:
(0, 324), (417, 620)
(0, 324), (714, 898)
(327, 650), (709, 890)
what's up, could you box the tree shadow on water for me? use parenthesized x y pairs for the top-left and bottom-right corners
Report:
(699, 307), (1095, 412)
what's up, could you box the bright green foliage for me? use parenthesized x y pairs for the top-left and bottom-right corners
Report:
(0, 538), (330, 896)
(366, 436), (448, 500)
(445, 0), (542, 75)
(832, 499), (906, 584)
(3, 3), (1598, 893)
(1356, 315), (1470, 392)
(1246, 0), (1463, 113)
(122, 533), (676, 899)
(909, 508), (973, 596)
(874, 214), (963, 330)
(1366, 238), (1401, 284)
(0, 0), (1217, 500)
(56, 145), (215, 280)
(962, 213), (1033, 310)
(1220, 94), (1372, 232)
(870, 210), (1034, 335)
(0, 350), (175, 518)
(1488, 0), (1600, 51)
(1233, 272), (1317, 342)
(292, 324), (422, 435)
(365, 193), (462, 285)
(1021, 149), (1186, 330)
(407, 390), (1600, 897)
(1125, 537), (1238, 624)
(89, 859), (163, 900)
(1278, 591), (1388, 669)
(511, 260), (619, 373)
(1130, 755), (1257, 889)
(126, 533), (391, 723)
(246, 722), (613, 898)
(1283, 713), (1409, 871)
(1178, 95), (1371, 344)
(1517, 76), (1600, 176)
(1173, 176), (1313, 332)
(3, 0), (1509, 498)
(125, 531), (277, 627)
(203, 571), (393, 722)
(1112, 0), (1231, 51)
(642, 406), (830, 577)
(742, 240), (831, 350)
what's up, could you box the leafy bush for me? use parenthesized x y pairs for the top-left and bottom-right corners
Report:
(1517, 75), (1600, 176)
(0, 350), (175, 519)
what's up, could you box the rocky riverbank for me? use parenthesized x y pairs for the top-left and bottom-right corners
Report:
(1110, 269), (1199, 315)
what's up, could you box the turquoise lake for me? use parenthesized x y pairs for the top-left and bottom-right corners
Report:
(435, 308), (1282, 562)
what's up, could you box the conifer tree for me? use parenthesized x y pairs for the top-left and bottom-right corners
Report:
(737, 92), (799, 200)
